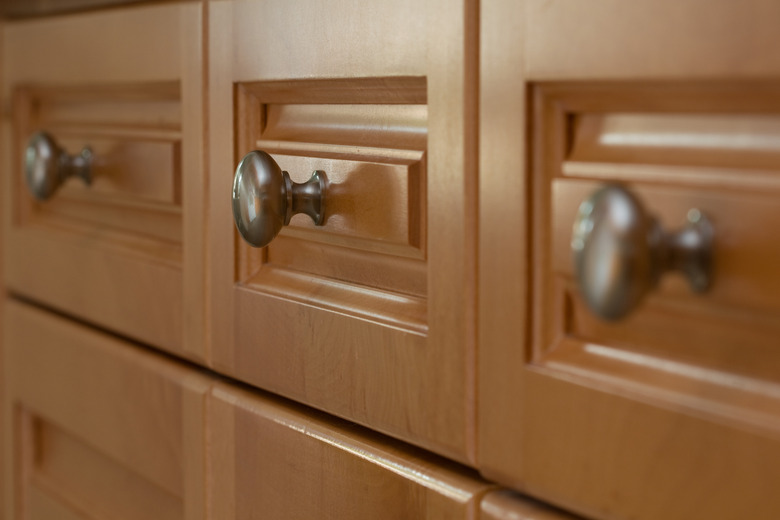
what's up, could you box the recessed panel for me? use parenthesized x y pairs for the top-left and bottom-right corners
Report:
(532, 82), (780, 409)
(236, 77), (428, 323)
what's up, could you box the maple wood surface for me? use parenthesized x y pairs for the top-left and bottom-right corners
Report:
(208, 0), (479, 464)
(209, 380), (494, 519)
(481, 490), (583, 520)
(2, 299), (211, 520)
(0, 19), (4, 520)
(479, 1), (780, 519)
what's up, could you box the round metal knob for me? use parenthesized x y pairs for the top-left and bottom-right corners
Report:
(25, 131), (92, 200)
(571, 184), (713, 321)
(232, 150), (327, 248)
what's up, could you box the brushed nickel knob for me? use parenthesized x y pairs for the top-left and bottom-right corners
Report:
(232, 150), (327, 248)
(25, 131), (92, 200)
(571, 184), (713, 321)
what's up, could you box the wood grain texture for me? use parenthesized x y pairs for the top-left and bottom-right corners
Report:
(477, 0), (528, 488)
(525, 0), (780, 80)
(209, 381), (495, 519)
(0, 19), (4, 520)
(2, 299), (211, 520)
(0, 0), (153, 19)
(2, 2), (207, 359)
(208, 0), (479, 464)
(480, 1), (780, 519)
(481, 490), (583, 520)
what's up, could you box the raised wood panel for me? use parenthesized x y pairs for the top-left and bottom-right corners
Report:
(209, 0), (478, 463)
(479, 1), (780, 519)
(535, 82), (780, 394)
(14, 83), (183, 251)
(209, 381), (494, 519)
(2, 299), (210, 520)
(56, 137), (181, 205)
(2, 2), (206, 359)
(33, 420), (183, 519)
(481, 490), (583, 520)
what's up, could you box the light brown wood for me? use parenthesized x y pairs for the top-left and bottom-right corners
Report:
(0, 0), (152, 19)
(525, 0), (780, 81)
(208, 0), (479, 464)
(0, 19), (4, 520)
(2, 299), (211, 520)
(481, 490), (583, 520)
(479, 1), (780, 519)
(1, 3), (207, 359)
(209, 380), (494, 519)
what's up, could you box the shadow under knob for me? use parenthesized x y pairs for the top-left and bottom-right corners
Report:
(232, 150), (327, 248)
(571, 184), (713, 321)
(25, 131), (92, 201)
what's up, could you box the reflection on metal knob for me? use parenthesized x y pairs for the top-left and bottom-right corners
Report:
(25, 131), (92, 200)
(571, 184), (713, 321)
(232, 150), (327, 248)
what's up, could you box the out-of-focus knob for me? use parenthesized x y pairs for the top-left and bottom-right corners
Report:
(571, 184), (713, 321)
(232, 150), (327, 248)
(25, 131), (92, 200)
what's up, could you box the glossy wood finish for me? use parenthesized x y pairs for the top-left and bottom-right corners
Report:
(481, 490), (582, 520)
(209, 381), (494, 519)
(209, 0), (478, 464)
(1, 3), (207, 359)
(479, 1), (780, 519)
(2, 299), (210, 520)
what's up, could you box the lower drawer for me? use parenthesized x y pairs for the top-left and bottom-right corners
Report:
(2, 300), (211, 520)
(209, 381), (494, 519)
(481, 490), (582, 520)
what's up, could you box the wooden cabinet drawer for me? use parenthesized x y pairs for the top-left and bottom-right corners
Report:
(209, 381), (493, 519)
(1, 3), (206, 360)
(209, 0), (477, 463)
(479, 1), (780, 519)
(2, 299), (210, 520)
(537, 84), (780, 373)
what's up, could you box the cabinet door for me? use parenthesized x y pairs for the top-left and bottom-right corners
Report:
(2, 300), (211, 520)
(1, 3), (206, 360)
(209, 381), (493, 519)
(208, 0), (477, 463)
(479, 1), (780, 519)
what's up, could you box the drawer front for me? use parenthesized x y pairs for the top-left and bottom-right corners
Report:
(1, 3), (206, 359)
(479, 1), (780, 519)
(2, 300), (210, 520)
(209, 0), (477, 462)
(481, 490), (582, 520)
(209, 381), (493, 519)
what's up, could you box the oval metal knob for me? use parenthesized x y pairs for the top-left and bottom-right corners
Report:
(571, 184), (713, 321)
(25, 131), (92, 200)
(232, 150), (327, 248)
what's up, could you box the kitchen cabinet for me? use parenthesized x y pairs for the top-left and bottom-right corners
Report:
(478, 1), (780, 519)
(1, 2), (207, 360)
(2, 300), (210, 520)
(208, 0), (478, 464)
(1, 0), (778, 519)
(209, 381), (493, 519)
